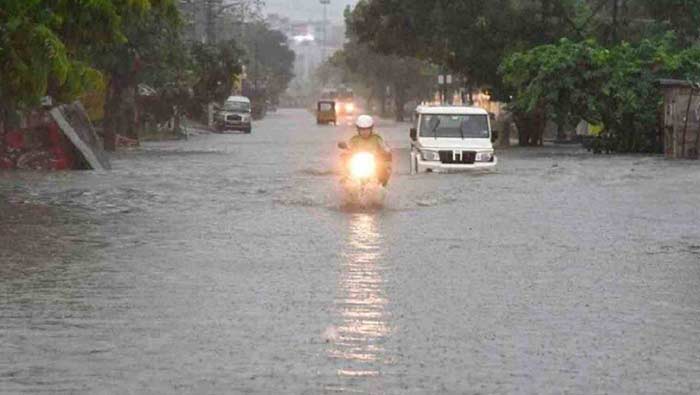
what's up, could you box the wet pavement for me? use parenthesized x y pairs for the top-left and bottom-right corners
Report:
(1, 109), (700, 394)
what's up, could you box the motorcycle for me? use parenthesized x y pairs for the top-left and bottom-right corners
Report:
(337, 142), (391, 207)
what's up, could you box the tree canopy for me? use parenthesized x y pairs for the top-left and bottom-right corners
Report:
(348, 0), (700, 151)
(320, 6), (437, 120)
(0, 0), (257, 148)
(350, 0), (700, 97)
(238, 21), (296, 107)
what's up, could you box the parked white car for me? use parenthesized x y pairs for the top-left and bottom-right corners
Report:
(410, 106), (497, 173)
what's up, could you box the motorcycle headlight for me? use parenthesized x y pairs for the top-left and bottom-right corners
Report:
(476, 152), (494, 162)
(421, 150), (440, 162)
(349, 152), (376, 179)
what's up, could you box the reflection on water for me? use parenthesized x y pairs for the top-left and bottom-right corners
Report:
(328, 213), (391, 383)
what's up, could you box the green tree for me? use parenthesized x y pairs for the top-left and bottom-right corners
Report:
(326, 6), (436, 121)
(500, 39), (602, 145)
(348, 0), (700, 149)
(189, 40), (244, 112)
(0, 0), (124, 132)
(240, 22), (295, 108)
(502, 36), (700, 152)
(0, 0), (187, 145)
(86, 0), (185, 149)
(638, 0), (700, 46)
(349, 0), (582, 100)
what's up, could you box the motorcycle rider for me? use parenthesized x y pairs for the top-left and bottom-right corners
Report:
(346, 115), (392, 186)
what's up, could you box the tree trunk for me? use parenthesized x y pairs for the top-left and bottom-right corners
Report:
(556, 122), (566, 141)
(514, 107), (546, 146)
(394, 88), (406, 122)
(0, 105), (6, 139)
(379, 89), (387, 118)
(533, 108), (545, 146)
(501, 123), (511, 147)
(103, 77), (138, 151)
(395, 100), (405, 121)
(130, 95), (141, 140)
(174, 106), (182, 134)
(514, 111), (534, 146)
(103, 80), (122, 152)
(611, 0), (619, 44)
(499, 113), (513, 147)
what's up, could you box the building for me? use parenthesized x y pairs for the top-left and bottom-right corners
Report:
(660, 79), (700, 159)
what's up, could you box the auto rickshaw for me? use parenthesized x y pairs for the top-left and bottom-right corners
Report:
(316, 100), (336, 125)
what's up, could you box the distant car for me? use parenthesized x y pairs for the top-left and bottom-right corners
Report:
(410, 105), (498, 173)
(215, 96), (252, 133)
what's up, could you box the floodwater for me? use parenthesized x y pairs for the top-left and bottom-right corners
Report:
(1, 109), (700, 394)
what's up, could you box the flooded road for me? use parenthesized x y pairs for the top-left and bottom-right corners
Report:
(2, 109), (700, 394)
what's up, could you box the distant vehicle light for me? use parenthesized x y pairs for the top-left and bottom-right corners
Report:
(292, 34), (315, 43)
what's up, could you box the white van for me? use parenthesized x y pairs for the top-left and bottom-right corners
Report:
(410, 106), (497, 173)
(215, 96), (252, 133)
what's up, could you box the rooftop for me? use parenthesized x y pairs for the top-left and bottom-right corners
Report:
(415, 105), (489, 115)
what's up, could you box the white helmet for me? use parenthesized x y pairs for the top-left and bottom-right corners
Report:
(355, 115), (374, 129)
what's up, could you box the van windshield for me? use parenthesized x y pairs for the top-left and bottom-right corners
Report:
(420, 114), (489, 138)
(223, 101), (251, 112)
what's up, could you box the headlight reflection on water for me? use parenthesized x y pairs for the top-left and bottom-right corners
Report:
(327, 213), (392, 383)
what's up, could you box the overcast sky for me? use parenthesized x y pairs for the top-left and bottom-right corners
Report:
(263, 0), (358, 22)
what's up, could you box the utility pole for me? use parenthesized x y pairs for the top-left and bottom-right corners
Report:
(611, 0), (621, 44)
(205, 0), (219, 44)
(320, 0), (330, 62)
(254, 25), (259, 94)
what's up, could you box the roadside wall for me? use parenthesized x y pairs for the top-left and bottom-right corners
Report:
(0, 103), (110, 171)
(0, 110), (83, 170)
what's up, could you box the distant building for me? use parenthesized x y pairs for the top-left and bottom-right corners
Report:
(267, 13), (292, 37)
(177, 0), (207, 43)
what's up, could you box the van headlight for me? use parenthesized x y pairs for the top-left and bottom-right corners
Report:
(476, 152), (494, 162)
(421, 150), (440, 162)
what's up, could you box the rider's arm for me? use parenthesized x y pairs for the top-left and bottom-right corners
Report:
(376, 135), (390, 153)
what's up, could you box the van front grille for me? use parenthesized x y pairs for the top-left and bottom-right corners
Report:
(439, 151), (476, 164)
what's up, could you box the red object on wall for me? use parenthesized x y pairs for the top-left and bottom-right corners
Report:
(49, 146), (68, 170)
(0, 157), (15, 169)
(5, 130), (24, 150)
(47, 122), (63, 145)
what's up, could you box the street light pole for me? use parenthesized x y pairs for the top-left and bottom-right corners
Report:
(320, 0), (330, 62)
